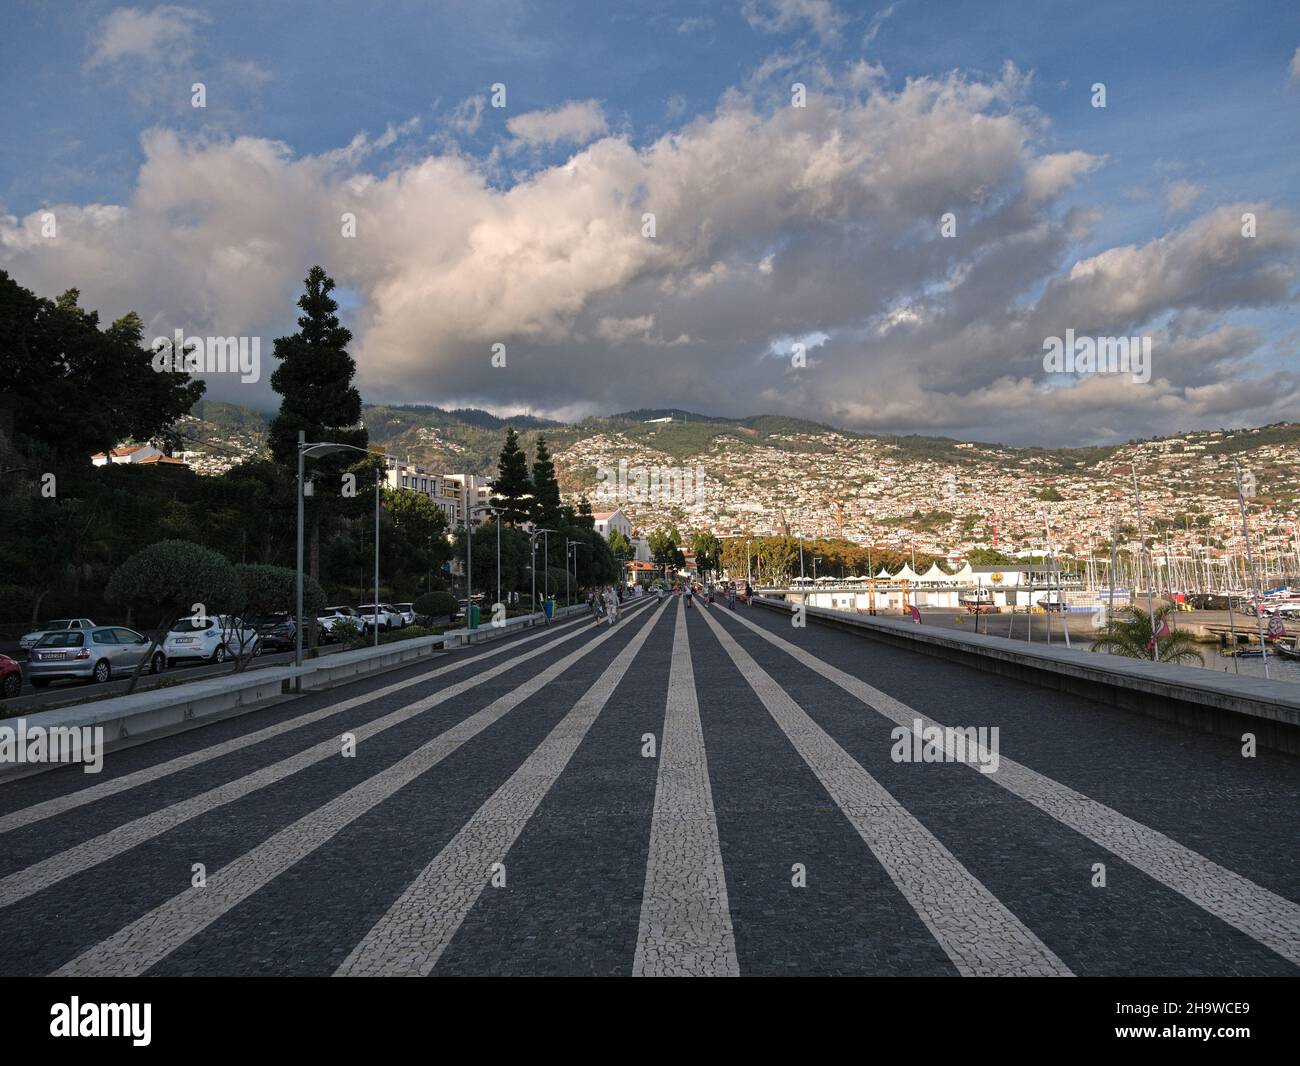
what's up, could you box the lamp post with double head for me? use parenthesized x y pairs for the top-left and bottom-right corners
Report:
(297, 435), (384, 679)
(467, 504), (504, 625)
(529, 527), (555, 621)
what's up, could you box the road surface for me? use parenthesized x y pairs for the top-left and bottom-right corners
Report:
(0, 596), (1296, 976)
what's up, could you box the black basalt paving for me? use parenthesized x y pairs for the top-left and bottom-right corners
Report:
(684, 604), (957, 975)
(434, 602), (675, 975)
(706, 605), (1297, 975)
(148, 600), (658, 976)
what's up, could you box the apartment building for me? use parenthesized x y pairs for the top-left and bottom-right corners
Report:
(384, 458), (496, 528)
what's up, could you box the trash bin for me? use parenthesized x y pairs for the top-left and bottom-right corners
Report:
(544, 596), (555, 620)
(467, 603), (480, 629)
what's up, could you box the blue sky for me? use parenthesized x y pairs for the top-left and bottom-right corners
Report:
(1, 0), (1297, 443)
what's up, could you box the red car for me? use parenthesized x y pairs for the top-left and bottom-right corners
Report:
(0, 654), (21, 699)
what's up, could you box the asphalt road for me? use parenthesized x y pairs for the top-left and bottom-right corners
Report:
(0, 595), (1296, 976)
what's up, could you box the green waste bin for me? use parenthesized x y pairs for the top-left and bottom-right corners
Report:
(467, 603), (480, 629)
(544, 596), (555, 620)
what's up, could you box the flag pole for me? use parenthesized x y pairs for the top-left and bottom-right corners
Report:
(1131, 465), (1158, 662)
(1233, 459), (1270, 679)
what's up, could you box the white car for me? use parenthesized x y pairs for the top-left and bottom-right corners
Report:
(163, 615), (259, 665)
(20, 618), (96, 652)
(355, 604), (402, 631)
(317, 606), (360, 640)
(393, 602), (417, 627)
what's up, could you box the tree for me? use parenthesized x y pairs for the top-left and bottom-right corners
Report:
(529, 436), (563, 529)
(237, 564), (326, 617)
(414, 590), (458, 625)
(648, 527), (685, 577)
(382, 487), (451, 591)
(267, 266), (368, 582)
(491, 428), (533, 525)
(966, 548), (1015, 566)
(608, 528), (632, 559)
(1090, 604), (1204, 665)
(0, 272), (204, 466)
(105, 540), (241, 692)
(691, 531), (722, 581)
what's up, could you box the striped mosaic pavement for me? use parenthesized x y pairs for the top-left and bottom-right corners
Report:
(1, 595), (1296, 976)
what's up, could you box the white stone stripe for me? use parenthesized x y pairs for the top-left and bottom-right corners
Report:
(0, 606), (648, 911)
(697, 605), (1071, 977)
(54, 600), (660, 977)
(725, 606), (1300, 969)
(0, 616), (590, 836)
(633, 598), (739, 977)
(334, 600), (668, 977)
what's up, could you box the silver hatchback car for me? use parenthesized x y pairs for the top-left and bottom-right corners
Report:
(26, 627), (165, 688)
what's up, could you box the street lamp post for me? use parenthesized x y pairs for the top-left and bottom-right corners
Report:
(467, 504), (503, 625)
(529, 527), (555, 622)
(565, 539), (585, 606)
(296, 435), (384, 679)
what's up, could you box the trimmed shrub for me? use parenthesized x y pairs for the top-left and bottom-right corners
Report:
(413, 590), (457, 624)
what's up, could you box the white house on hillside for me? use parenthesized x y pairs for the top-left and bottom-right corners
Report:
(91, 444), (161, 466)
(592, 509), (633, 541)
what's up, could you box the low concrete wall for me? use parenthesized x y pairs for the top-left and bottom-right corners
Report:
(0, 605), (588, 778)
(755, 598), (1300, 754)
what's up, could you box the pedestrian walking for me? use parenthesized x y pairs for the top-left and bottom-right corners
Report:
(606, 586), (619, 626)
(589, 590), (602, 626)
(745, 580), (753, 606)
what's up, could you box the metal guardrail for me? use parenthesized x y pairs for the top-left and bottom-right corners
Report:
(753, 596), (1300, 753)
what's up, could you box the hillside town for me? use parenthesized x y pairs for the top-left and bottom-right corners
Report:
(559, 421), (1300, 576)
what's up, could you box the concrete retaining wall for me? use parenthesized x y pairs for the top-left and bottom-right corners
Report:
(0, 606), (587, 779)
(756, 598), (1300, 754)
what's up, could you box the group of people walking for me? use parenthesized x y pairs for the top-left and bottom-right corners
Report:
(588, 586), (622, 626)
(678, 580), (752, 609)
(589, 579), (757, 622)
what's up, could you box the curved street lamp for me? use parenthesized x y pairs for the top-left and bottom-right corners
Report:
(296, 432), (384, 678)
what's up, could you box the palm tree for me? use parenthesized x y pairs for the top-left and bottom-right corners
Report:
(1090, 603), (1204, 665)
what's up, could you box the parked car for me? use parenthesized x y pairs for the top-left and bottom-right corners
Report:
(393, 602), (417, 628)
(355, 604), (402, 632)
(250, 613), (297, 651)
(163, 615), (259, 665)
(19, 618), (96, 653)
(26, 627), (164, 687)
(317, 606), (359, 641)
(0, 654), (22, 698)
